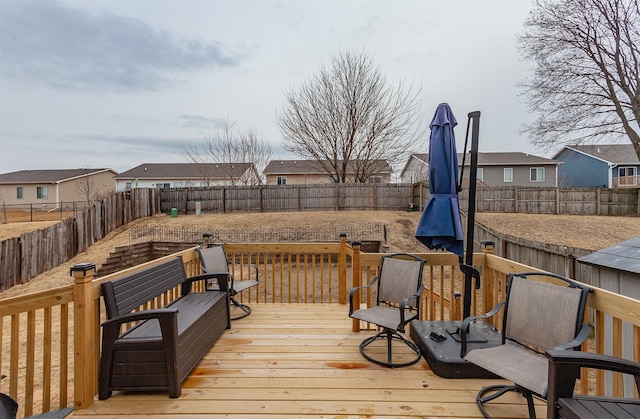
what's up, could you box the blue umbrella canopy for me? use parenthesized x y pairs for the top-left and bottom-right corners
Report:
(415, 103), (464, 258)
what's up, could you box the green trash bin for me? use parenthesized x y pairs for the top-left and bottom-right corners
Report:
(171, 208), (178, 218)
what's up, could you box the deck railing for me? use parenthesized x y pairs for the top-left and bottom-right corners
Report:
(1, 239), (639, 417)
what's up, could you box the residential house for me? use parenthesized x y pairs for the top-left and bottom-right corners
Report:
(553, 144), (640, 188)
(263, 159), (392, 185)
(113, 163), (260, 192)
(400, 152), (558, 187)
(0, 168), (118, 206)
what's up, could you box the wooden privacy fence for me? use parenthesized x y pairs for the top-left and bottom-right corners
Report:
(160, 183), (415, 214)
(0, 189), (160, 291)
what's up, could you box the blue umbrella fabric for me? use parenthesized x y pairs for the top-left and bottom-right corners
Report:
(415, 103), (464, 258)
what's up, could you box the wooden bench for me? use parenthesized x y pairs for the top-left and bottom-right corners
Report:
(99, 256), (230, 399)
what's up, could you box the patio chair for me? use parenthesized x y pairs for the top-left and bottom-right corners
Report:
(197, 243), (258, 320)
(349, 253), (425, 367)
(0, 392), (18, 419)
(546, 350), (640, 419)
(462, 272), (592, 419)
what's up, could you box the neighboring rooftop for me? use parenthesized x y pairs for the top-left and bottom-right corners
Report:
(555, 144), (640, 164)
(0, 168), (115, 184)
(114, 163), (253, 179)
(263, 159), (392, 175)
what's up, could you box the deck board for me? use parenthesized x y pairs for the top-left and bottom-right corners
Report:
(68, 303), (546, 418)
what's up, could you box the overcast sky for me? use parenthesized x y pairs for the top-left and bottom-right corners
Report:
(0, 0), (543, 174)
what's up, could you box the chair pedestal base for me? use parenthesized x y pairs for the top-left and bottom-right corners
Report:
(359, 329), (421, 367)
(476, 384), (537, 419)
(230, 297), (251, 320)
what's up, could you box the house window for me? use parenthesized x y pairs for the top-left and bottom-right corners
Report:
(173, 182), (183, 188)
(277, 176), (287, 185)
(16, 186), (23, 199)
(530, 167), (545, 182)
(477, 168), (484, 182)
(156, 183), (170, 189)
(36, 186), (48, 199)
(125, 182), (132, 190)
(504, 168), (513, 183)
(368, 176), (382, 184)
(619, 167), (637, 177)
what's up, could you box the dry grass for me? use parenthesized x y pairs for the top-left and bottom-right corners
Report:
(1, 210), (639, 299)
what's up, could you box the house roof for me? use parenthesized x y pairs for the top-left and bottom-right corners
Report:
(0, 168), (116, 184)
(556, 144), (640, 165)
(263, 159), (392, 175)
(409, 152), (557, 167)
(578, 236), (640, 275)
(114, 163), (253, 180)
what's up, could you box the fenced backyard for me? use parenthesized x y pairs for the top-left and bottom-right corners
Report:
(160, 183), (640, 216)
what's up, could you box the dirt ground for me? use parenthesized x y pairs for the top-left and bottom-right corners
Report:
(1, 210), (639, 299)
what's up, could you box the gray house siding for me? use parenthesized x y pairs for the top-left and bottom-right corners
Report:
(555, 148), (610, 187)
(480, 166), (556, 187)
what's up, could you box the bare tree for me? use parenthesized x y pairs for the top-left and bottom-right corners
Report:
(278, 49), (422, 183)
(75, 176), (96, 203)
(518, 0), (640, 159)
(185, 117), (272, 185)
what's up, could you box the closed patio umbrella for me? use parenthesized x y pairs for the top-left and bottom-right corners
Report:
(415, 103), (464, 259)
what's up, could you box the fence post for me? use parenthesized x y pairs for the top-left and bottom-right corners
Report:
(351, 241), (361, 332)
(71, 262), (97, 409)
(338, 233), (347, 304)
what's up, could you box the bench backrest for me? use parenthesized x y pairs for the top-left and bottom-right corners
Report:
(102, 256), (187, 319)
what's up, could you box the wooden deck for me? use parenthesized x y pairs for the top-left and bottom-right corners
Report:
(68, 304), (544, 418)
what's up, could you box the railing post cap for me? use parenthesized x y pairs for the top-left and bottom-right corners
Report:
(481, 240), (495, 247)
(70, 262), (96, 276)
(339, 233), (347, 238)
(352, 241), (361, 246)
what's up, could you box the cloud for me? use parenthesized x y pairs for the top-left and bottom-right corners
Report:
(0, 0), (242, 92)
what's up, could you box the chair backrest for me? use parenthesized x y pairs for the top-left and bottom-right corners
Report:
(0, 392), (18, 419)
(503, 274), (590, 350)
(377, 254), (425, 308)
(197, 245), (230, 275)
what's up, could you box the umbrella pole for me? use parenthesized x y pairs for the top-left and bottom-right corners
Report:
(462, 111), (481, 320)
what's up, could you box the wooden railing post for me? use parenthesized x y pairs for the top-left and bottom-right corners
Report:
(71, 262), (97, 409)
(338, 233), (347, 304)
(351, 241), (361, 332)
(481, 241), (495, 318)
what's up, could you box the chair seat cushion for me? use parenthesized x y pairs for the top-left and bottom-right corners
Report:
(233, 279), (259, 293)
(350, 306), (417, 331)
(464, 341), (548, 396)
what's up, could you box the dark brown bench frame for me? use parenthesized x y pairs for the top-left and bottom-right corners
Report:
(99, 256), (231, 399)
(546, 349), (640, 419)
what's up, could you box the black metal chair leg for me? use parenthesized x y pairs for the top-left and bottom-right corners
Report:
(359, 328), (421, 367)
(230, 297), (252, 320)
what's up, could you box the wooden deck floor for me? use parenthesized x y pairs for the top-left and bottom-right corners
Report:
(69, 304), (545, 418)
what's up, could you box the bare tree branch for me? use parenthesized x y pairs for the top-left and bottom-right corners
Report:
(518, 0), (640, 159)
(185, 116), (272, 185)
(278, 49), (423, 182)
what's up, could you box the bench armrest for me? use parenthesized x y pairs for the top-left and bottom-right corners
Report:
(546, 350), (640, 418)
(101, 308), (179, 349)
(183, 272), (229, 295)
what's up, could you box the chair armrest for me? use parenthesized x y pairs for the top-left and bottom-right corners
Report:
(398, 283), (426, 326)
(459, 301), (504, 357)
(554, 322), (590, 351)
(348, 276), (379, 315)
